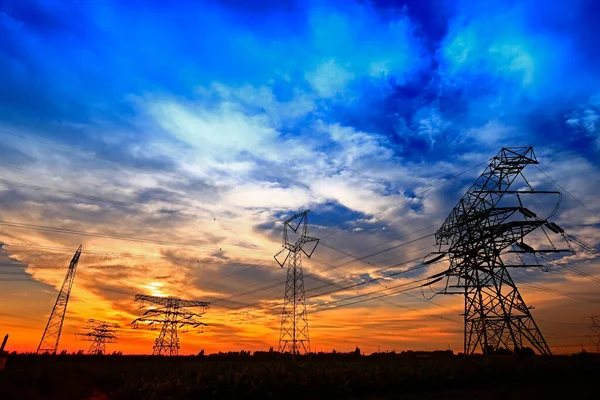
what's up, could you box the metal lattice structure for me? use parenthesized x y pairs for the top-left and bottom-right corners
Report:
(132, 295), (209, 356)
(274, 210), (319, 356)
(434, 147), (569, 356)
(588, 316), (600, 353)
(37, 245), (82, 354)
(78, 319), (119, 355)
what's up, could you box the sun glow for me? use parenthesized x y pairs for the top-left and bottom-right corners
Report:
(145, 282), (167, 297)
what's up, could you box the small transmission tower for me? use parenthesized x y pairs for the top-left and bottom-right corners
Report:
(37, 244), (82, 354)
(274, 210), (319, 356)
(132, 295), (210, 356)
(588, 316), (600, 353)
(434, 147), (570, 356)
(78, 319), (118, 355)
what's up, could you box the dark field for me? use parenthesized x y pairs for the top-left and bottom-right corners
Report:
(0, 354), (598, 399)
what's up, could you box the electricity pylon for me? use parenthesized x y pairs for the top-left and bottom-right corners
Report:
(78, 319), (118, 355)
(132, 295), (210, 356)
(274, 210), (319, 357)
(37, 245), (82, 354)
(433, 147), (570, 356)
(588, 316), (600, 353)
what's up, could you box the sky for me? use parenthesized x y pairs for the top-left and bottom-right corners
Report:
(0, 0), (599, 355)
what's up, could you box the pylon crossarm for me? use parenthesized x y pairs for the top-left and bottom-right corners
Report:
(77, 318), (119, 354)
(275, 248), (291, 267)
(131, 294), (210, 356)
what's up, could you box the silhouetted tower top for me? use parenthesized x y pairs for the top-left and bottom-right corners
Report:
(78, 319), (119, 355)
(132, 294), (210, 356)
(37, 245), (82, 354)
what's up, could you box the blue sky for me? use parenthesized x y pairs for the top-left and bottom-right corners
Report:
(4, 0), (599, 157)
(1, 0), (600, 354)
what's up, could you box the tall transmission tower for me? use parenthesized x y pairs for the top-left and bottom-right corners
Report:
(37, 245), (82, 354)
(433, 147), (570, 356)
(274, 210), (319, 356)
(132, 295), (210, 356)
(78, 319), (119, 355)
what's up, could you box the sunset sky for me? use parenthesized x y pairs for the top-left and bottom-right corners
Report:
(1, 0), (599, 356)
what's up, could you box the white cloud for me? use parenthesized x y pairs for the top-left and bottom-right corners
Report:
(305, 59), (355, 98)
(325, 122), (395, 166)
(201, 83), (316, 123)
(565, 94), (600, 150)
(489, 44), (535, 86)
(311, 174), (405, 216)
(223, 182), (317, 210)
(148, 101), (279, 159)
(466, 120), (516, 145)
(413, 107), (448, 146)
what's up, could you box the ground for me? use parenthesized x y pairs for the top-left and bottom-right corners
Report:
(0, 354), (597, 399)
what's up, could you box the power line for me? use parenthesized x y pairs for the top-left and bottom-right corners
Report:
(540, 253), (600, 285)
(514, 277), (600, 304)
(567, 234), (600, 256)
(0, 176), (274, 230)
(0, 159), (468, 262)
(306, 255), (438, 300)
(305, 243), (437, 296)
(0, 161), (109, 191)
(1, 241), (280, 291)
(535, 165), (600, 221)
(311, 276), (433, 310)
(0, 247), (443, 317)
(0, 242), (219, 265)
(318, 222), (440, 263)
(6, 217), (594, 332)
(0, 241), (430, 308)
(0, 129), (186, 182)
(202, 228), (439, 309)
(0, 177), (133, 207)
(309, 279), (428, 315)
(319, 158), (491, 240)
(219, 250), (443, 315)
(209, 240), (437, 310)
(72, 249), (594, 319)
(537, 319), (591, 326)
(293, 267), (600, 326)
(0, 175), (437, 291)
(2, 128), (466, 241)
(252, 276), (434, 318)
(0, 220), (273, 256)
(0, 130), (282, 229)
(319, 233), (436, 270)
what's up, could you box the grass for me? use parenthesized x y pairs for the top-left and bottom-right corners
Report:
(0, 353), (598, 399)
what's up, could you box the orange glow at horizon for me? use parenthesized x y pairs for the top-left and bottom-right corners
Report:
(1, 236), (598, 357)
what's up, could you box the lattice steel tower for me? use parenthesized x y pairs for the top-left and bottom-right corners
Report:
(78, 319), (119, 355)
(274, 210), (319, 356)
(588, 316), (600, 353)
(37, 244), (82, 354)
(132, 295), (210, 356)
(434, 147), (568, 356)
